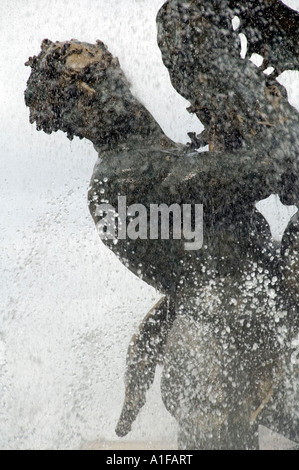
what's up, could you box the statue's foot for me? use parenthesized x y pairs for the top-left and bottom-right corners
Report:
(115, 296), (176, 437)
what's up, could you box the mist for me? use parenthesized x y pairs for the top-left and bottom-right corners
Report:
(0, 0), (298, 449)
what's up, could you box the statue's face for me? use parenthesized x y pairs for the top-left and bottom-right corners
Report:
(25, 40), (126, 142)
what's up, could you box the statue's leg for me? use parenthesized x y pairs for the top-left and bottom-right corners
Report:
(259, 358), (299, 445)
(115, 296), (176, 437)
(259, 213), (299, 445)
(161, 315), (260, 450)
(177, 413), (259, 450)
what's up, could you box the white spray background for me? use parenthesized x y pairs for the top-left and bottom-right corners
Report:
(0, 0), (298, 449)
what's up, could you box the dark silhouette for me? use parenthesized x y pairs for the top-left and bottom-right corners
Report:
(24, 0), (298, 449)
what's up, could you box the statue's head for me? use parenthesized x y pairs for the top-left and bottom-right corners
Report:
(25, 39), (158, 147)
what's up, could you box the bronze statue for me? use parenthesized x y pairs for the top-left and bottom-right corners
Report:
(24, 0), (298, 449)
